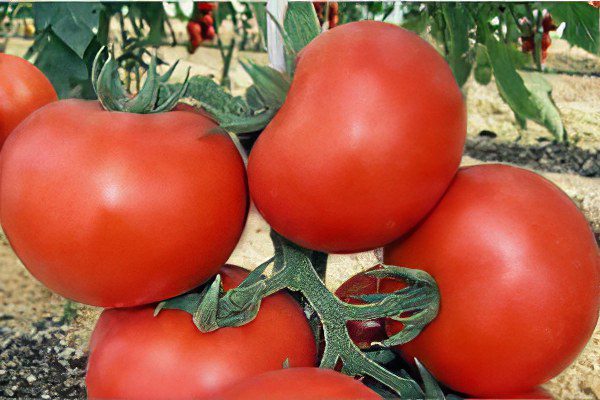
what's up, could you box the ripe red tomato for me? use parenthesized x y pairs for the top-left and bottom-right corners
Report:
(383, 164), (600, 396)
(0, 100), (248, 307)
(0, 53), (57, 148)
(248, 21), (466, 253)
(217, 368), (381, 400)
(335, 266), (389, 349)
(86, 265), (317, 400)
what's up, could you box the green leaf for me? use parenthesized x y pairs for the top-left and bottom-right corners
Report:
(240, 61), (291, 109)
(441, 3), (473, 87)
(250, 2), (268, 50)
(484, 31), (565, 141)
(33, 3), (102, 58)
(521, 72), (565, 141)
(547, 3), (599, 55)
(32, 31), (94, 99)
(284, 2), (321, 53)
(415, 359), (446, 399)
(474, 45), (492, 85)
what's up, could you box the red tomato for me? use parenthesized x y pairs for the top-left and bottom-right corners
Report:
(197, 2), (215, 12)
(0, 100), (248, 307)
(248, 21), (466, 253)
(0, 53), (57, 148)
(335, 266), (389, 349)
(383, 164), (600, 396)
(86, 265), (317, 400)
(217, 367), (381, 400)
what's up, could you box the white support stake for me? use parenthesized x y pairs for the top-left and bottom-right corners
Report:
(266, 0), (288, 73)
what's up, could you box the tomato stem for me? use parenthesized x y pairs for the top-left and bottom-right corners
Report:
(157, 230), (440, 397)
(91, 46), (190, 114)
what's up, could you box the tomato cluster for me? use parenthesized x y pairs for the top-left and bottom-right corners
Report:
(187, 2), (216, 54)
(313, 2), (339, 29)
(519, 12), (557, 62)
(1, 18), (598, 400)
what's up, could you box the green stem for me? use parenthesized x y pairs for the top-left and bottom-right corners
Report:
(282, 242), (424, 397)
(158, 231), (440, 397)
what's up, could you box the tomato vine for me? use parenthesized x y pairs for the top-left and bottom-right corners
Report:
(157, 231), (442, 398)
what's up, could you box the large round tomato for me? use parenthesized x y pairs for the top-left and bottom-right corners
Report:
(248, 20), (466, 253)
(86, 265), (317, 400)
(217, 368), (381, 400)
(0, 53), (57, 148)
(383, 164), (600, 396)
(0, 100), (247, 307)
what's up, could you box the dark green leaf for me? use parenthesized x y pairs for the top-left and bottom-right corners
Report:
(415, 359), (446, 399)
(250, 2), (268, 50)
(484, 31), (565, 140)
(33, 31), (94, 99)
(284, 2), (321, 53)
(33, 3), (102, 58)
(441, 3), (473, 87)
(474, 45), (492, 85)
(547, 3), (599, 55)
(240, 61), (290, 109)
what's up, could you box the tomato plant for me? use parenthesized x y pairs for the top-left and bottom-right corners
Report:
(0, 53), (57, 148)
(248, 20), (466, 253)
(383, 164), (600, 396)
(0, 53), (248, 307)
(335, 266), (390, 349)
(218, 367), (381, 400)
(86, 265), (317, 400)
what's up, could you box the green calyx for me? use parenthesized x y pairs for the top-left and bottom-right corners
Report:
(91, 46), (190, 113)
(156, 230), (445, 398)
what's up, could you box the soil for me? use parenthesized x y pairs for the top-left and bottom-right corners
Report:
(1, 32), (599, 400)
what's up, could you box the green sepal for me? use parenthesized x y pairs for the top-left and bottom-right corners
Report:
(155, 258), (277, 333)
(92, 46), (189, 114)
(416, 359), (447, 399)
(240, 60), (291, 109)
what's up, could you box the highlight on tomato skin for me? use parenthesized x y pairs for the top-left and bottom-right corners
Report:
(383, 163), (600, 396)
(217, 367), (381, 400)
(0, 53), (58, 149)
(248, 20), (466, 254)
(0, 100), (249, 307)
(86, 265), (318, 400)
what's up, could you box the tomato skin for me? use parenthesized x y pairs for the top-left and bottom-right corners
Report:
(335, 266), (389, 349)
(0, 100), (248, 307)
(0, 53), (57, 148)
(217, 367), (381, 400)
(248, 21), (466, 253)
(383, 164), (600, 396)
(86, 265), (317, 400)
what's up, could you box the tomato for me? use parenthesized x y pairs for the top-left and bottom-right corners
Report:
(335, 266), (389, 349)
(187, 21), (203, 53)
(248, 21), (466, 253)
(0, 53), (57, 149)
(86, 265), (317, 400)
(383, 164), (600, 396)
(0, 100), (248, 307)
(217, 368), (381, 400)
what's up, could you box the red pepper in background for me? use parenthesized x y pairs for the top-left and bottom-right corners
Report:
(187, 2), (217, 54)
(519, 12), (557, 63)
(187, 21), (203, 54)
(313, 2), (339, 29)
